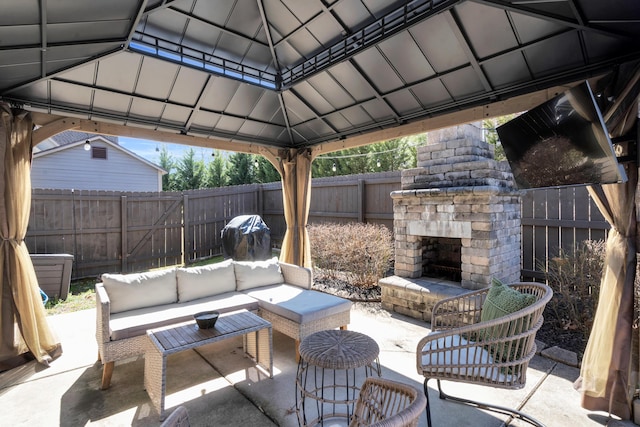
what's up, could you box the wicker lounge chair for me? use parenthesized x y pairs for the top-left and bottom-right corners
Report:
(349, 377), (427, 427)
(416, 282), (552, 427)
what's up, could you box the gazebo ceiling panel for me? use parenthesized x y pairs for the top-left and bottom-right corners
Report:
(353, 49), (405, 94)
(509, 12), (566, 44)
(161, 104), (192, 126)
(190, 110), (222, 131)
(327, 62), (378, 102)
(306, 73), (355, 110)
(168, 68), (210, 106)
(378, 31), (436, 84)
(386, 91), (423, 117)
(482, 52), (531, 89)
(94, 53), (142, 93)
(280, 27), (324, 62)
(324, 112), (354, 132)
(523, 32), (584, 77)
(360, 99), (396, 122)
(225, 84), (266, 117)
(338, 106), (374, 128)
(0, 25), (40, 47)
(302, 14), (345, 53)
(129, 98), (164, 122)
(410, 15), (469, 73)
(199, 78), (242, 112)
(57, 64), (97, 87)
(332, 1), (372, 29)
(136, 58), (180, 99)
(411, 79), (454, 109)
(1, 0), (639, 151)
(292, 82), (335, 116)
(282, 92), (318, 125)
(92, 91), (133, 118)
(214, 115), (245, 134)
(440, 67), (486, 99)
(264, 0), (302, 39)
(251, 92), (286, 125)
(456, 2), (519, 58)
(50, 81), (93, 108)
(239, 121), (271, 139)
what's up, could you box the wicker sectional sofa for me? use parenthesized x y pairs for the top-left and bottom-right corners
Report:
(95, 257), (352, 389)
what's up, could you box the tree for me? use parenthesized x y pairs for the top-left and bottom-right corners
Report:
(173, 148), (204, 190)
(203, 150), (228, 187)
(158, 145), (175, 191)
(482, 115), (517, 161)
(312, 136), (420, 178)
(254, 155), (280, 183)
(227, 152), (253, 185)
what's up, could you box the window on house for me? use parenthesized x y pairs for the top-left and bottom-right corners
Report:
(92, 146), (107, 159)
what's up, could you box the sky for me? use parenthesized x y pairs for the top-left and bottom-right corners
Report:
(118, 136), (217, 165)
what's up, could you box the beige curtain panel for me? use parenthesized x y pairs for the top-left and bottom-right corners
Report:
(0, 104), (61, 367)
(576, 63), (640, 419)
(277, 148), (314, 268)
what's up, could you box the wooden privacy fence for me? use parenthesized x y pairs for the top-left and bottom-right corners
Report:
(26, 172), (609, 281)
(520, 185), (609, 281)
(26, 172), (400, 279)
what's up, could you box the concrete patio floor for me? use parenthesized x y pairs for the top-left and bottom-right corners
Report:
(0, 303), (633, 427)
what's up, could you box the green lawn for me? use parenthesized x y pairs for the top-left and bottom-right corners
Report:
(45, 256), (226, 316)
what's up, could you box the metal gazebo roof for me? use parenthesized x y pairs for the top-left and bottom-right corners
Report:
(1, 0), (639, 153)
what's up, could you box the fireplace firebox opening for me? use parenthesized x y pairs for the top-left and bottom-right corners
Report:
(422, 237), (462, 282)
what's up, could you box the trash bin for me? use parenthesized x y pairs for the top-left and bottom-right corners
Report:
(221, 215), (271, 261)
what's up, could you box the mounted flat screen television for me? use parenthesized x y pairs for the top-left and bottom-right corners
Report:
(496, 81), (627, 189)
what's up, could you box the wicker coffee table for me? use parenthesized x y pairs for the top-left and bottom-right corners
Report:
(144, 309), (272, 420)
(296, 329), (381, 426)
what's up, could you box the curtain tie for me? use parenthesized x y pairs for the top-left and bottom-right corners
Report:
(1, 238), (23, 243)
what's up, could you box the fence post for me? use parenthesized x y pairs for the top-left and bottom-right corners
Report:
(183, 194), (189, 265)
(121, 195), (127, 272)
(257, 185), (264, 217)
(358, 179), (365, 223)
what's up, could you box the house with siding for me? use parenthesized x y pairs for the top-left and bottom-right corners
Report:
(31, 131), (166, 192)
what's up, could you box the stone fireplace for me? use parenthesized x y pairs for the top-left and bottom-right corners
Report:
(381, 123), (522, 320)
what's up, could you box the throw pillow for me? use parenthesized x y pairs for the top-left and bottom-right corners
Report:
(176, 259), (236, 302)
(234, 257), (284, 291)
(480, 278), (536, 323)
(479, 278), (537, 361)
(102, 268), (177, 314)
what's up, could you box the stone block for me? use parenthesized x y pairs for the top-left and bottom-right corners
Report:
(431, 148), (456, 160)
(541, 346), (579, 367)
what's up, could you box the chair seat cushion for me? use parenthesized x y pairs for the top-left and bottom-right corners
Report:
(420, 334), (514, 383)
(243, 284), (352, 324)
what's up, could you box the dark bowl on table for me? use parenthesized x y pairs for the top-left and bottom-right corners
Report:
(194, 311), (219, 329)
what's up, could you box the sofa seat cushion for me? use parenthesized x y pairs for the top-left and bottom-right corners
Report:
(177, 259), (236, 302)
(102, 268), (177, 314)
(243, 284), (352, 324)
(109, 292), (259, 341)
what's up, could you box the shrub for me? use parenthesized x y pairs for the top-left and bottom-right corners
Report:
(308, 222), (393, 288)
(542, 240), (605, 342)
